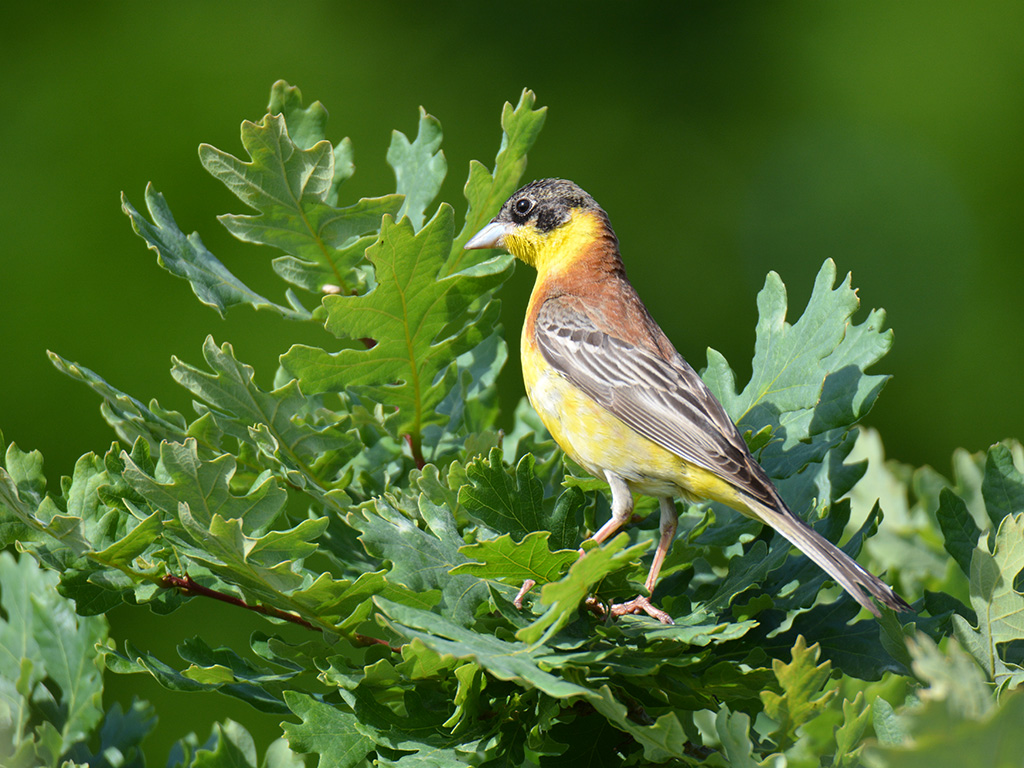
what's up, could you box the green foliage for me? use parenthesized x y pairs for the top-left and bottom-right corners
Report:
(2, 80), (1024, 766)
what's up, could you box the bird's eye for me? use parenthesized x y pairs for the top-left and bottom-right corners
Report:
(513, 197), (534, 217)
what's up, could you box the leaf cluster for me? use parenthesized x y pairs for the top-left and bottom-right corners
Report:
(2, 81), (1024, 767)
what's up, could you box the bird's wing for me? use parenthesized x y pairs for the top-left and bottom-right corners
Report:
(534, 299), (778, 507)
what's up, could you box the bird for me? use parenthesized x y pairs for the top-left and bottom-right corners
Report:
(463, 178), (912, 624)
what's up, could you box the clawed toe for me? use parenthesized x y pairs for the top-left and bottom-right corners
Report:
(513, 579), (536, 609)
(584, 594), (674, 625)
(610, 595), (674, 624)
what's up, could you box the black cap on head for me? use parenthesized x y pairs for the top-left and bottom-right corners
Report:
(497, 178), (601, 233)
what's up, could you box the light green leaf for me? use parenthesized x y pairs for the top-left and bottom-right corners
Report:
(190, 720), (259, 768)
(760, 636), (836, 750)
(348, 491), (488, 626)
(452, 531), (577, 584)
(376, 597), (590, 698)
(48, 351), (191, 449)
(171, 337), (360, 473)
(870, 696), (907, 747)
(906, 633), (992, 730)
(703, 260), (890, 486)
(952, 512), (1024, 685)
(0, 552), (107, 764)
(121, 439), (286, 533)
(447, 89), (547, 272)
(714, 707), (760, 768)
(388, 107), (447, 231)
(200, 111), (402, 295)
(122, 185), (303, 318)
(517, 533), (651, 646)
(863, 688), (1024, 768)
(832, 693), (871, 768)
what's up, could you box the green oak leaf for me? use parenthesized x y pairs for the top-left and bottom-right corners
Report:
(458, 447), (582, 550)
(120, 438), (286, 533)
(452, 531), (578, 585)
(282, 691), (375, 768)
(952, 512), (1024, 686)
(171, 337), (361, 476)
(122, 185), (304, 318)
(388, 107), (447, 232)
(0, 552), (107, 764)
(446, 89), (547, 273)
(760, 636), (837, 750)
(282, 206), (513, 456)
(266, 80), (354, 195)
(48, 351), (191, 449)
(200, 110), (402, 296)
(348, 488), (488, 626)
(518, 533), (651, 646)
(703, 259), (891, 484)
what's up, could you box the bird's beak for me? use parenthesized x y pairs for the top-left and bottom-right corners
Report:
(464, 220), (512, 251)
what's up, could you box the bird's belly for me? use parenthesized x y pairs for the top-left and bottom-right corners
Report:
(522, 352), (688, 498)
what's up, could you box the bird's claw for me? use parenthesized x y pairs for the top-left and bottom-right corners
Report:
(610, 595), (674, 625)
(513, 579), (536, 610)
(584, 594), (674, 625)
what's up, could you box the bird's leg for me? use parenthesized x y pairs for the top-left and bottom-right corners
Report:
(609, 496), (678, 625)
(590, 472), (635, 545)
(517, 473), (634, 610)
(646, 497), (678, 592)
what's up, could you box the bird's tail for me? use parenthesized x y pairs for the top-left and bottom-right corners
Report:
(745, 496), (912, 616)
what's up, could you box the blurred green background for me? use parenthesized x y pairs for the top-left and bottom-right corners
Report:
(2, 1), (1022, 761)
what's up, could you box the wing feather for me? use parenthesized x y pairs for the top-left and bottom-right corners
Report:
(534, 299), (778, 507)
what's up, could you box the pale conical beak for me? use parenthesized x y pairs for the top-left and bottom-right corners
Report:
(464, 220), (512, 250)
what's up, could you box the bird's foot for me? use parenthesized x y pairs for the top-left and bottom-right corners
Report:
(609, 595), (674, 625)
(583, 594), (674, 624)
(513, 579), (537, 610)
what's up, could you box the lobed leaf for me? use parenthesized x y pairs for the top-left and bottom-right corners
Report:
(703, 259), (891, 485)
(387, 107), (447, 232)
(760, 636), (836, 749)
(282, 206), (514, 455)
(458, 446), (582, 550)
(201, 111), (402, 296)
(447, 89), (547, 272)
(0, 552), (107, 765)
(452, 530), (578, 585)
(122, 185), (304, 318)
(952, 512), (1024, 686)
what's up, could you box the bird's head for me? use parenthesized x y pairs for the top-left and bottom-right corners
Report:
(464, 178), (610, 272)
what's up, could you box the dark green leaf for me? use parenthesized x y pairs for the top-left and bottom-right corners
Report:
(937, 487), (981, 576)
(981, 443), (1024, 530)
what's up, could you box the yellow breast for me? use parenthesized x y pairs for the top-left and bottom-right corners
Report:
(520, 337), (684, 498)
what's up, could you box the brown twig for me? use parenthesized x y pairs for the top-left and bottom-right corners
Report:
(161, 574), (317, 630)
(159, 573), (400, 651)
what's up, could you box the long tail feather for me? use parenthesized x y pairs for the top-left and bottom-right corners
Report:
(747, 497), (912, 616)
